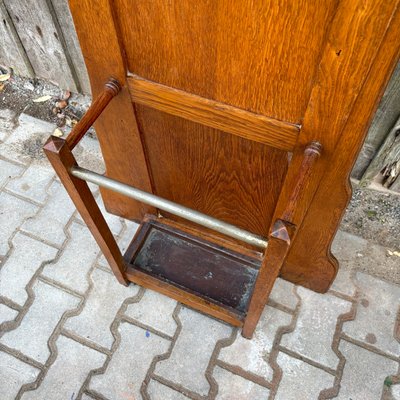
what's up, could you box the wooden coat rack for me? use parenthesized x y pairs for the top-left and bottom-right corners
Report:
(44, 0), (400, 338)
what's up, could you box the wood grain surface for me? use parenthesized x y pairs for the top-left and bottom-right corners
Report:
(128, 75), (299, 151)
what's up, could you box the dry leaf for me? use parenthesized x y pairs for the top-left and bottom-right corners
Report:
(0, 83), (4, 92)
(52, 128), (64, 137)
(0, 73), (10, 82)
(56, 100), (68, 109)
(33, 95), (52, 103)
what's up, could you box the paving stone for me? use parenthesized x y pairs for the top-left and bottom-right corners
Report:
(154, 307), (232, 396)
(0, 113), (54, 165)
(64, 268), (139, 349)
(0, 109), (17, 141)
(98, 220), (139, 268)
(125, 289), (178, 337)
(270, 278), (298, 310)
(0, 352), (40, 400)
(343, 272), (400, 357)
(6, 163), (54, 203)
(21, 335), (106, 400)
(1, 280), (80, 364)
(89, 321), (170, 400)
(0, 233), (58, 306)
(0, 158), (23, 188)
(213, 366), (270, 400)
(330, 267), (357, 297)
(0, 304), (18, 325)
(280, 287), (351, 369)
(332, 230), (367, 263)
(21, 180), (76, 247)
(275, 352), (335, 400)
(147, 380), (190, 399)
(41, 222), (99, 294)
(336, 340), (398, 400)
(219, 306), (291, 382)
(0, 191), (38, 256)
(392, 384), (400, 399)
(76, 193), (124, 236)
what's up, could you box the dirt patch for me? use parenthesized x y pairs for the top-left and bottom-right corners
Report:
(341, 185), (400, 251)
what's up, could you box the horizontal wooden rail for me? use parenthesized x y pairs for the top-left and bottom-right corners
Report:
(127, 74), (300, 152)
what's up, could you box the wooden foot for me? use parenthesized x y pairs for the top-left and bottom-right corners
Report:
(43, 136), (128, 285)
(242, 220), (295, 338)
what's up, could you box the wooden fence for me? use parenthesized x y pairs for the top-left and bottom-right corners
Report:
(0, 0), (399, 191)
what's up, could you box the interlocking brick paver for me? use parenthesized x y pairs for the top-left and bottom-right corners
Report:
(89, 321), (170, 400)
(330, 267), (357, 298)
(336, 340), (398, 400)
(41, 222), (99, 294)
(343, 272), (400, 356)
(125, 289), (178, 337)
(0, 109), (17, 141)
(213, 366), (270, 399)
(0, 280), (80, 364)
(98, 220), (139, 268)
(0, 113), (54, 165)
(20, 335), (106, 400)
(154, 307), (232, 396)
(21, 180), (76, 247)
(270, 278), (298, 310)
(6, 164), (54, 204)
(0, 352), (40, 400)
(392, 384), (400, 399)
(0, 191), (38, 256)
(64, 268), (139, 349)
(0, 158), (23, 187)
(275, 352), (335, 400)
(147, 380), (190, 399)
(0, 304), (18, 325)
(219, 305), (291, 382)
(76, 193), (124, 236)
(0, 233), (58, 306)
(280, 287), (351, 369)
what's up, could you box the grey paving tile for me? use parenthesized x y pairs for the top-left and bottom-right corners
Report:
(89, 321), (170, 400)
(154, 307), (232, 396)
(270, 278), (298, 310)
(41, 222), (99, 294)
(0, 304), (18, 325)
(1, 280), (80, 364)
(147, 380), (190, 399)
(219, 305), (291, 382)
(64, 268), (139, 349)
(0, 158), (23, 187)
(21, 335), (106, 400)
(125, 289), (178, 337)
(0, 191), (38, 256)
(0, 109), (17, 141)
(330, 267), (357, 298)
(214, 366), (270, 399)
(6, 163), (54, 204)
(0, 352), (40, 400)
(275, 352), (335, 400)
(336, 340), (398, 400)
(0, 232), (58, 306)
(343, 272), (400, 356)
(0, 113), (54, 165)
(21, 180), (76, 247)
(280, 287), (351, 369)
